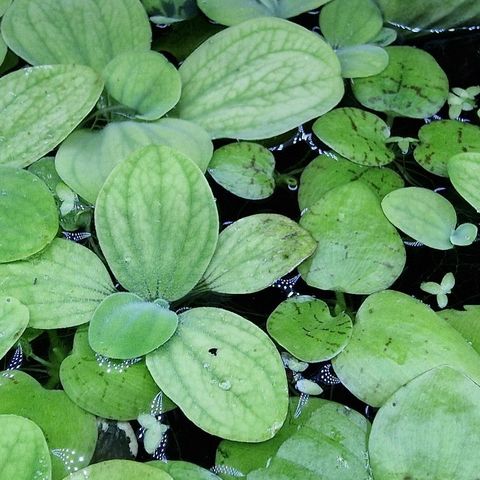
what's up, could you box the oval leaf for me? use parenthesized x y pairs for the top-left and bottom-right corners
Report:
(103, 51), (181, 121)
(95, 145), (218, 301)
(332, 290), (480, 406)
(146, 307), (288, 442)
(381, 187), (457, 250)
(352, 46), (449, 118)
(0, 238), (115, 329)
(336, 44), (389, 78)
(448, 152), (480, 212)
(0, 64), (103, 168)
(299, 181), (406, 294)
(199, 214), (316, 295)
(0, 296), (28, 360)
(267, 296), (353, 362)
(2, 0), (151, 71)
(176, 17), (344, 139)
(312, 108), (394, 166)
(0, 167), (58, 262)
(89, 292), (178, 359)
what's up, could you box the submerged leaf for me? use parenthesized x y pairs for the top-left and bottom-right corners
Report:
(0, 296), (28, 361)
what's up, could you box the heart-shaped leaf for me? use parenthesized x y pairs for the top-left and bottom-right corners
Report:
(2, 0), (151, 71)
(95, 145), (218, 301)
(332, 290), (480, 406)
(89, 292), (178, 359)
(336, 44), (389, 78)
(439, 305), (480, 355)
(0, 167), (58, 263)
(199, 214), (315, 294)
(176, 17), (343, 139)
(267, 296), (352, 362)
(146, 307), (288, 442)
(312, 108), (394, 166)
(0, 296), (28, 360)
(0, 64), (103, 168)
(299, 181), (406, 294)
(448, 152), (480, 212)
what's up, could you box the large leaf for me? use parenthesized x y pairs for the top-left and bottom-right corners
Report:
(0, 414), (51, 480)
(0, 64), (103, 168)
(2, 0), (151, 71)
(369, 366), (480, 479)
(60, 327), (171, 420)
(149, 460), (220, 479)
(352, 46), (449, 118)
(88, 292), (178, 359)
(0, 167), (58, 262)
(199, 214), (315, 294)
(299, 181), (406, 294)
(146, 307), (288, 442)
(439, 305), (480, 354)
(96, 145), (218, 301)
(0, 370), (97, 479)
(332, 290), (480, 406)
(176, 17), (344, 139)
(414, 120), (480, 177)
(448, 152), (480, 212)
(56, 118), (213, 204)
(0, 296), (29, 360)
(0, 238), (115, 329)
(312, 107), (394, 166)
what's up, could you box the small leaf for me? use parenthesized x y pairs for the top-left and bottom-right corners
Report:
(295, 379), (323, 396)
(146, 307), (288, 442)
(437, 293), (448, 309)
(450, 223), (478, 246)
(312, 107), (394, 166)
(441, 273), (455, 292)
(0, 167), (58, 263)
(448, 151), (480, 211)
(420, 281), (442, 295)
(199, 214), (316, 294)
(336, 44), (389, 78)
(0, 296), (28, 361)
(89, 292), (178, 359)
(143, 0), (199, 24)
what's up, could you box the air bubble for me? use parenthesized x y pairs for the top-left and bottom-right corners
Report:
(218, 380), (231, 391)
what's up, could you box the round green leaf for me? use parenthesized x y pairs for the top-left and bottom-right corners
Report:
(267, 296), (352, 362)
(199, 214), (316, 295)
(312, 108), (394, 166)
(65, 460), (173, 480)
(176, 17), (344, 139)
(0, 64), (103, 168)
(146, 307), (288, 442)
(208, 142), (275, 200)
(0, 167), (58, 262)
(0, 238), (115, 329)
(352, 46), (449, 118)
(0, 414), (51, 480)
(60, 327), (172, 420)
(448, 152), (480, 212)
(103, 51), (181, 121)
(0, 370), (97, 479)
(299, 181), (406, 294)
(439, 305), (480, 354)
(332, 290), (480, 406)
(320, 0), (383, 47)
(56, 118), (213, 204)
(89, 292), (178, 359)
(336, 44), (389, 78)
(2, 0), (151, 71)
(298, 153), (404, 212)
(381, 187), (457, 250)
(369, 366), (480, 479)
(0, 296), (28, 360)
(95, 145), (218, 301)
(149, 460), (220, 479)
(414, 120), (480, 177)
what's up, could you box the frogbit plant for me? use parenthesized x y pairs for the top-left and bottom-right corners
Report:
(420, 272), (456, 309)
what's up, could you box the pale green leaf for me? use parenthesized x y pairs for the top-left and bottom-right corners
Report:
(0, 64), (103, 168)
(0, 296), (28, 360)
(299, 181), (406, 294)
(146, 307), (288, 442)
(95, 145), (218, 301)
(332, 290), (480, 406)
(369, 366), (480, 479)
(149, 460), (221, 480)
(56, 118), (213, 204)
(267, 296), (352, 362)
(450, 222), (478, 246)
(142, 0), (198, 23)
(2, 0), (151, 71)
(176, 17), (344, 139)
(88, 292), (178, 359)
(199, 214), (316, 294)
(0, 414), (51, 480)
(103, 51), (181, 121)
(312, 108), (394, 166)
(295, 379), (323, 396)
(448, 152), (480, 212)
(336, 44), (389, 78)
(439, 305), (480, 354)
(441, 272), (455, 291)
(420, 281), (442, 295)
(0, 167), (58, 263)
(352, 46), (449, 118)
(208, 142), (275, 200)
(0, 238), (115, 329)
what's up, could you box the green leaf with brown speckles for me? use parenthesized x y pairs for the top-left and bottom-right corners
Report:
(448, 152), (480, 212)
